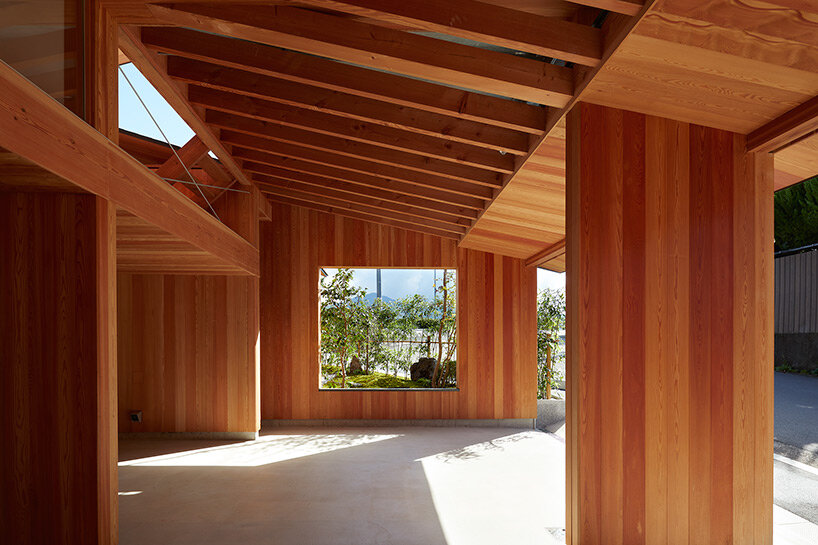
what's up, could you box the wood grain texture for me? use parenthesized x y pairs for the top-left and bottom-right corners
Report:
(0, 192), (116, 545)
(566, 103), (773, 545)
(117, 273), (259, 432)
(260, 201), (536, 420)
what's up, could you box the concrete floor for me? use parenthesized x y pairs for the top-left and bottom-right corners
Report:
(119, 426), (566, 545)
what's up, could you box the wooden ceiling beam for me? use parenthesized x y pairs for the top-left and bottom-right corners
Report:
(154, 135), (210, 206)
(147, 3), (574, 105)
(140, 26), (546, 135)
(747, 94), (818, 154)
(224, 133), (495, 200)
(525, 238), (567, 267)
(118, 26), (253, 186)
(242, 161), (478, 220)
(0, 58), (259, 276)
(167, 57), (530, 155)
(188, 87), (514, 172)
(298, 0), (602, 66)
(258, 182), (467, 235)
(232, 147), (488, 209)
(565, 0), (643, 16)
(207, 110), (507, 185)
(253, 173), (471, 229)
(264, 193), (461, 239)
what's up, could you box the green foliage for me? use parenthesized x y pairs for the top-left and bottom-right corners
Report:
(775, 362), (818, 377)
(323, 371), (428, 389)
(775, 176), (818, 251)
(537, 288), (565, 399)
(319, 269), (457, 388)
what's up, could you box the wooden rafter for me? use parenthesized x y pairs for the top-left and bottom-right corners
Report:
(265, 193), (461, 239)
(566, 0), (643, 15)
(747, 94), (818, 154)
(296, 0), (603, 66)
(118, 25), (252, 186)
(525, 238), (567, 267)
(233, 148), (488, 209)
(147, 3), (574, 106)
(242, 161), (478, 220)
(154, 135), (210, 205)
(189, 87), (517, 170)
(223, 132), (495, 199)
(253, 173), (471, 229)
(207, 110), (507, 185)
(259, 185), (466, 236)
(166, 57), (532, 155)
(140, 26), (547, 134)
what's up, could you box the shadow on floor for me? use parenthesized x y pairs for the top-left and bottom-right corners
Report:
(119, 426), (565, 545)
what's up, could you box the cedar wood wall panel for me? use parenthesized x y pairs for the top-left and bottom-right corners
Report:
(0, 192), (117, 544)
(260, 202), (537, 420)
(566, 103), (773, 544)
(117, 274), (259, 433)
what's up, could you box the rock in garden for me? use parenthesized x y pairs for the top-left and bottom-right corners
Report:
(410, 357), (436, 381)
(348, 356), (363, 375)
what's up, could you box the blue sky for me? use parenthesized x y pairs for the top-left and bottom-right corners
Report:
(118, 63), (193, 146)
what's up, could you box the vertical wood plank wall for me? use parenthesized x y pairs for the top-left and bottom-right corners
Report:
(0, 192), (117, 545)
(117, 191), (261, 434)
(566, 103), (774, 545)
(117, 274), (259, 432)
(260, 202), (537, 420)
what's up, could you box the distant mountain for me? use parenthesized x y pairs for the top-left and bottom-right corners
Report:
(362, 292), (394, 303)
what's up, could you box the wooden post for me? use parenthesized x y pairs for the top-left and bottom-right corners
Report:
(566, 103), (774, 544)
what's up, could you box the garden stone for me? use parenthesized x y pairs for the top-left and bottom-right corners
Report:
(410, 357), (436, 381)
(348, 356), (363, 375)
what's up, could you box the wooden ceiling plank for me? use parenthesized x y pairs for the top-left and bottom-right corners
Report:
(187, 86), (516, 171)
(253, 173), (471, 228)
(166, 56), (532, 156)
(207, 110), (507, 185)
(525, 238), (567, 267)
(566, 0), (642, 16)
(266, 193), (461, 239)
(748, 94), (818, 154)
(260, 188), (465, 238)
(118, 26), (253, 186)
(140, 26), (547, 135)
(293, 0), (602, 66)
(147, 3), (574, 105)
(232, 147), (488, 209)
(242, 161), (478, 220)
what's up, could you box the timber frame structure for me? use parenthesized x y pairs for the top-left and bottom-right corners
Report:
(2, 0), (817, 543)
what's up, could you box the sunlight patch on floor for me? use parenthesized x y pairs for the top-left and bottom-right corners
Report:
(118, 433), (402, 467)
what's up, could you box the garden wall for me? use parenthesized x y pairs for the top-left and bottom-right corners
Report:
(260, 202), (537, 420)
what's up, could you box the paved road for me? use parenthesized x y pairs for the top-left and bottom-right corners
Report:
(775, 372), (818, 460)
(775, 372), (818, 525)
(775, 457), (818, 524)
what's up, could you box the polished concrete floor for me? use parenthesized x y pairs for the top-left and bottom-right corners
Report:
(119, 426), (566, 545)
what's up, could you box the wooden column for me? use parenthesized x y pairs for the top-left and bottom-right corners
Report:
(566, 103), (774, 545)
(0, 193), (117, 545)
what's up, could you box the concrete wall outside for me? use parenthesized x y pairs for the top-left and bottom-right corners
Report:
(775, 333), (818, 371)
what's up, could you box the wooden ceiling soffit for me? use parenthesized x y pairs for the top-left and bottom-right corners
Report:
(147, 3), (574, 106)
(748, 94), (818, 154)
(118, 26), (251, 186)
(0, 59), (258, 276)
(264, 193), (462, 240)
(207, 110), (506, 186)
(462, 0), (658, 249)
(139, 26), (547, 135)
(525, 238), (567, 268)
(566, 0), (643, 16)
(222, 132), (495, 200)
(189, 88), (517, 171)
(242, 161), (478, 220)
(296, 0), (603, 66)
(232, 148), (489, 209)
